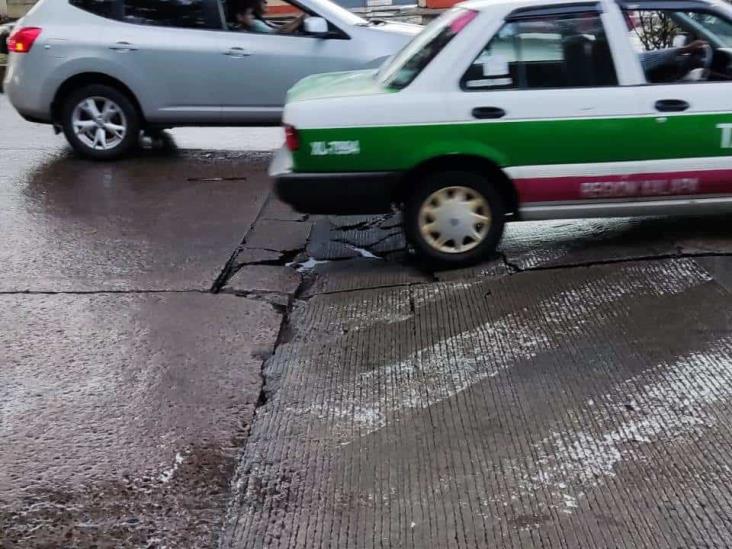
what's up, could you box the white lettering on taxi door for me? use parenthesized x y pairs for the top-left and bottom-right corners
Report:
(717, 123), (732, 149)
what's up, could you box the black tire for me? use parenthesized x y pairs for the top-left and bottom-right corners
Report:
(61, 84), (141, 160)
(404, 170), (506, 269)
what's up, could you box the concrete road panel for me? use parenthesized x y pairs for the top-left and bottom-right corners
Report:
(0, 292), (282, 547)
(0, 149), (271, 292)
(222, 258), (732, 548)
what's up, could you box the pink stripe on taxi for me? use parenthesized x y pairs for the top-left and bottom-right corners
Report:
(515, 169), (732, 203)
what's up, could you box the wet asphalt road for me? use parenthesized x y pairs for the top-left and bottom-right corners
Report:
(3, 92), (732, 547)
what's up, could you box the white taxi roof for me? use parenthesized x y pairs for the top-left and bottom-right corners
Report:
(459, 0), (605, 13)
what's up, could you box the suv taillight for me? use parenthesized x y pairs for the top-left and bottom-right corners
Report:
(284, 125), (300, 152)
(7, 27), (42, 54)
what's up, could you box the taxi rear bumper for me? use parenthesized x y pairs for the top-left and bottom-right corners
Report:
(269, 147), (399, 215)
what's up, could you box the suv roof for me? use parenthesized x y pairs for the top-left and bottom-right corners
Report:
(460, 0), (714, 11)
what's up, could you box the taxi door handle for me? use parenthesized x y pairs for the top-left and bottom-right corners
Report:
(472, 106), (506, 119)
(655, 99), (689, 112)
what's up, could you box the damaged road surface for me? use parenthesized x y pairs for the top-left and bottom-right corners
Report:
(0, 96), (293, 546)
(5, 93), (732, 547)
(222, 214), (732, 548)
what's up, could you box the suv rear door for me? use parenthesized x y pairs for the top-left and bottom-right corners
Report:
(79, 0), (226, 123)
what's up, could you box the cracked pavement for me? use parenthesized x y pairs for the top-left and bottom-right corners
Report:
(221, 215), (732, 548)
(3, 94), (732, 547)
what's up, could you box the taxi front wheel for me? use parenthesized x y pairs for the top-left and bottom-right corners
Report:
(404, 171), (505, 268)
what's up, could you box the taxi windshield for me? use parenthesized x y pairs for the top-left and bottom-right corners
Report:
(377, 8), (478, 90)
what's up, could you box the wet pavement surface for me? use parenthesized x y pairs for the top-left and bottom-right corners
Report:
(2, 93), (732, 547)
(0, 95), (287, 547)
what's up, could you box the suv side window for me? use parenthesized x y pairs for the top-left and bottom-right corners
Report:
(123, 0), (215, 29)
(70, 0), (219, 29)
(462, 12), (617, 90)
(70, 0), (123, 19)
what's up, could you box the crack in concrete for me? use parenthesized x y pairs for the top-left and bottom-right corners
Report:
(328, 214), (393, 232)
(297, 280), (424, 300)
(0, 289), (210, 296)
(211, 192), (307, 294)
(500, 250), (732, 275)
(218, 288), (291, 313)
(330, 239), (383, 259)
(289, 251), (732, 300)
(232, 248), (303, 271)
(216, 198), (732, 543)
(331, 229), (403, 255)
(498, 252), (522, 274)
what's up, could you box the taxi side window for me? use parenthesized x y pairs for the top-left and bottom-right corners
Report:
(461, 13), (617, 90)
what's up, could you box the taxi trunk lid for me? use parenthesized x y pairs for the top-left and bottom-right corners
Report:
(286, 69), (392, 103)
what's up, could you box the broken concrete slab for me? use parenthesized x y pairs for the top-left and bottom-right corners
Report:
(259, 195), (309, 222)
(307, 219), (361, 261)
(245, 219), (313, 254)
(695, 256), (732, 294)
(227, 265), (301, 296)
(301, 257), (433, 297)
(234, 247), (285, 266)
(308, 216), (406, 261)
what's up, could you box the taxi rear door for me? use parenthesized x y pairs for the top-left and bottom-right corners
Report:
(443, 2), (648, 217)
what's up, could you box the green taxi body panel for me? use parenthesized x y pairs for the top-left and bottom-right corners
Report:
(292, 113), (732, 173)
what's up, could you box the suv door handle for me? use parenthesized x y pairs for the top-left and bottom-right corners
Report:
(655, 99), (689, 112)
(225, 47), (251, 57)
(472, 106), (506, 119)
(109, 41), (138, 52)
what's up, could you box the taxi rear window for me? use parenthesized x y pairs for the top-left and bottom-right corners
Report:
(378, 8), (479, 90)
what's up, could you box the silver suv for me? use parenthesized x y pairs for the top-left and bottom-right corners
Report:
(3, 0), (418, 159)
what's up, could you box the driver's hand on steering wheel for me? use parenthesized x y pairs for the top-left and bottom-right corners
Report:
(680, 39), (710, 54)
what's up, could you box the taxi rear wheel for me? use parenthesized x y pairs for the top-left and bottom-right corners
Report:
(404, 171), (505, 268)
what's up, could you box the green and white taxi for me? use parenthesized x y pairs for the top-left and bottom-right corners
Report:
(272, 0), (732, 266)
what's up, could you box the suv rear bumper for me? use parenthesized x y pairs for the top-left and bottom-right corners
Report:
(269, 147), (400, 215)
(3, 55), (54, 123)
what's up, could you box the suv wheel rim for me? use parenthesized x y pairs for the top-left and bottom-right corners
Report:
(418, 186), (491, 254)
(72, 97), (127, 151)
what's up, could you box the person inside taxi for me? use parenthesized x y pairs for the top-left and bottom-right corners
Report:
(639, 38), (710, 80)
(624, 10), (715, 82)
(231, 0), (306, 34)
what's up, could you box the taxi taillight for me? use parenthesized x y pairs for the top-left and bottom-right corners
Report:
(285, 125), (300, 151)
(7, 27), (42, 54)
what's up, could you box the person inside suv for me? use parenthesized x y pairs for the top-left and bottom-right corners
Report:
(231, 0), (306, 34)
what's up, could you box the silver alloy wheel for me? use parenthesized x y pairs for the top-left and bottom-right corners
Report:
(72, 97), (127, 151)
(418, 186), (491, 254)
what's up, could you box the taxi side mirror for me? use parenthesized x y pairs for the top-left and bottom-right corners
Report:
(304, 16), (329, 37)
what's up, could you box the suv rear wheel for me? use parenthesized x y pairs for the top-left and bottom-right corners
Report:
(61, 84), (140, 160)
(404, 171), (506, 268)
